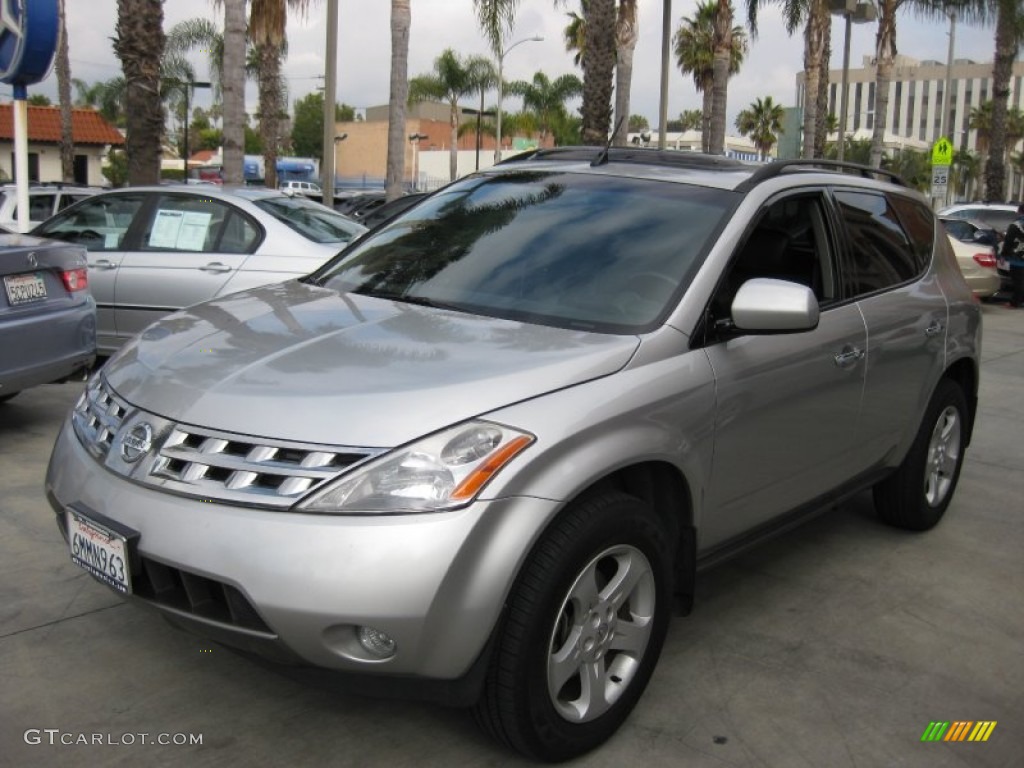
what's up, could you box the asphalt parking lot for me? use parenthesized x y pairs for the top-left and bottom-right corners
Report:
(1, 301), (1022, 768)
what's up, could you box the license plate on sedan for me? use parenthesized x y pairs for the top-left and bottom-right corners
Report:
(66, 508), (134, 594)
(3, 272), (47, 305)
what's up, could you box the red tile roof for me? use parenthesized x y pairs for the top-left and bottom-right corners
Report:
(0, 104), (125, 146)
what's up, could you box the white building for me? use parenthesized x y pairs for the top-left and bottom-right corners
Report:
(798, 55), (1024, 155)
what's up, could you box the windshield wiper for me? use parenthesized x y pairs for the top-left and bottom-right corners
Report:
(355, 290), (471, 314)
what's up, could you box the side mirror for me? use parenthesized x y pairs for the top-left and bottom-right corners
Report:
(731, 278), (820, 333)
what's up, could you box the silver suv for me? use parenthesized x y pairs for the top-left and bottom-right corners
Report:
(46, 150), (981, 761)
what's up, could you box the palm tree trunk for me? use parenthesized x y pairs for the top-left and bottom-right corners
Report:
(57, 0), (74, 182)
(581, 0), (616, 145)
(869, 3), (896, 169)
(801, 0), (827, 160)
(386, 0), (411, 200)
(701, 84), (713, 153)
(813, 28), (830, 159)
(114, 0), (166, 185)
(708, 0), (733, 155)
(259, 45), (283, 189)
(221, 0), (247, 185)
(985, 0), (1016, 201)
(449, 100), (459, 181)
(613, 0), (638, 147)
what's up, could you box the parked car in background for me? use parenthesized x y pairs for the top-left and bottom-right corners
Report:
(46, 152), (980, 761)
(1, 235), (95, 403)
(32, 186), (366, 354)
(943, 232), (1000, 298)
(0, 183), (104, 233)
(357, 192), (430, 229)
(939, 216), (999, 247)
(939, 202), (1019, 241)
(334, 191), (386, 219)
(280, 180), (322, 199)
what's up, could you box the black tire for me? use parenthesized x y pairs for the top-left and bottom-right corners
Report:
(474, 492), (672, 762)
(873, 378), (968, 531)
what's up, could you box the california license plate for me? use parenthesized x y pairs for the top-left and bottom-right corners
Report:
(3, 272), (47, 305)
(66, 508), (134, 594)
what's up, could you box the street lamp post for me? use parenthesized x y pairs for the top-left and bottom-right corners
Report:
(829, 0), (875, 162)
(167, 79), (212, 178)
(494, 36), (543, 164)
(409, 133), (427, 191)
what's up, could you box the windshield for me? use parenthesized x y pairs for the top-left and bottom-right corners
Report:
(310, 171), (734, 333)
(253, 196), (365, 244)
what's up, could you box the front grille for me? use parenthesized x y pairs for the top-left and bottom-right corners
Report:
(146, 424), (379, 507)
(133, 556), (273, 634)
(72, 376), (129, 458)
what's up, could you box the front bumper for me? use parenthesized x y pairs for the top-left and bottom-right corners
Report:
(46, 418), (557, 688)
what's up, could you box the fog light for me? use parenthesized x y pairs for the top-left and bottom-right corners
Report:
(357, 626), (397, 659)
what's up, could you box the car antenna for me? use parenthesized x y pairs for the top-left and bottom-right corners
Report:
(591, 117), (625, 167)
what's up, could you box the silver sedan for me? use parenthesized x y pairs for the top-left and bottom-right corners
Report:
(33, 186), (366, 354)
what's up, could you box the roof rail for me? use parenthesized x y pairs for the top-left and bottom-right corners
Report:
(734, 159), (908, 191)
(496, 146), (754, 172)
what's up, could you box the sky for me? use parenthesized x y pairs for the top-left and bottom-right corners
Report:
(16, 0), (1004, 131)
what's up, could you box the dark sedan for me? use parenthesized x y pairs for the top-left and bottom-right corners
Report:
(0, 236), (96, 404)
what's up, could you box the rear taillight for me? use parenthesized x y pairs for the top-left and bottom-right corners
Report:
(972, 253), (997, 268)
(61, 268), (89, 292)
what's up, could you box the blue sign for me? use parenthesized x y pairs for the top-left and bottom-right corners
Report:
(0, 0), (60, 89)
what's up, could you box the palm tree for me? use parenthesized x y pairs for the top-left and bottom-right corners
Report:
(474, 0), (521, 54)
(952, 149), (980, 200)
(675, 2), (746, 153)
(735, 95), (785, 160)
(744, 0), (828, 159)
(73, 77), (127, 126)
(387, 0), (411, 200)
(508, 71), (584, 142)
(221, 0), (248, 186)
(114, 0), (166, 185)
(709, 0), (738, 154)
(249, 0), (317, 188)
(983, 0), (1024, 200)
(467, 56), (499, 169)
(410, 49), (477, 181)
(56, 0), (74, 182)
(613, 1), (639, 146)
(564, 8), (587, 67)
(679, 109), (703, 131)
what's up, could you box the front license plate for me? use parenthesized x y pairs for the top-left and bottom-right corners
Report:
(3, 272), (47, 305)
(66, 509), (133, 594)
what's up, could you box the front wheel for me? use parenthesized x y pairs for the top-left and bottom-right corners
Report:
(873, 379), (968, 531)
(475, 492), (672, 762)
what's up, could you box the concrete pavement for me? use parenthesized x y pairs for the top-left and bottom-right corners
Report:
(1, 301), (1022, 767)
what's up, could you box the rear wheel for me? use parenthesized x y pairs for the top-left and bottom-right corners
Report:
(475, 492), (672, 761)
(873, 379), (968, 531)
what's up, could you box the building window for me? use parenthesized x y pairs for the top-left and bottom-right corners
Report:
(854, 82), (862, 131)
(829, 83), (837, 117)
(908, 81), (916, 137)
(893, 81), (902, 134)
(980, 77), (988, 104)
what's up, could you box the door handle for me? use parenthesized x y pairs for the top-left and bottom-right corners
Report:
(92, 259), (117, 270)
(834, 346), (865, 368)
(925, 321), (943, 337)
(199, 262), (232, 274)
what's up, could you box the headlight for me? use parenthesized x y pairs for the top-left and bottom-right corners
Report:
(296, 421), (535, 514)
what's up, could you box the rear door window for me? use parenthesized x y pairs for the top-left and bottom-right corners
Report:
(834, 189), (921, 297)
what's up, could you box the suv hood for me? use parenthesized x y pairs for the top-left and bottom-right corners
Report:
(103, 281), (640, 447)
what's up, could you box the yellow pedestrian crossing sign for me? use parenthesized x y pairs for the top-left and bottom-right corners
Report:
(932, 137), (953, 166)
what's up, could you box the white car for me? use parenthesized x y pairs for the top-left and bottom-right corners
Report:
(0, 183), (104, 233)
(279, 181), (322, 198)
(938, 202), (1019, 239)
